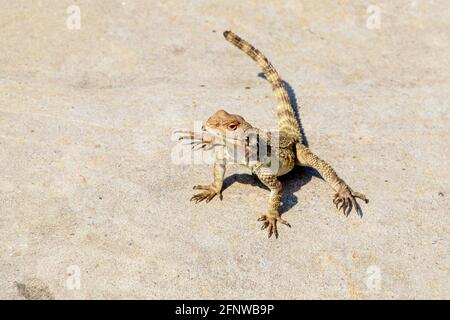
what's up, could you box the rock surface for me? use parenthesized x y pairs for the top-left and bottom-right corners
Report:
(0, 0), (449, 299)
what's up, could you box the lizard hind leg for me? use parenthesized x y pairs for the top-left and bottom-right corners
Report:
(333, 186), (368, 216)
(295, 143), (368, 216)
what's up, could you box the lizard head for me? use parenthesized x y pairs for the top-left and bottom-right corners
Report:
(204, 109), (252, 142)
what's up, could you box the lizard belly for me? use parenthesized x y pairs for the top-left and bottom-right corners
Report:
(253, 148), (295, 176)
(276, 163), (294, 176)
(276, 148), (295, 176)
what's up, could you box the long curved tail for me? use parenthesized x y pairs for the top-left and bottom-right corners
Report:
(223, 30), (301, 142)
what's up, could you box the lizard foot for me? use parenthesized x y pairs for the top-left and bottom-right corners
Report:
(175, 130), (217, 150)
(190, 185), (222, 203)
(333, 184), (368, 216)
(257, 211), (291, 239)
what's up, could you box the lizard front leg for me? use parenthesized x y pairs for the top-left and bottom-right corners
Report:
(253, 165), (291, 238)
(191, 161), (226, 203)
(175, 130), (217, 150)
(295, 143), (368, 215)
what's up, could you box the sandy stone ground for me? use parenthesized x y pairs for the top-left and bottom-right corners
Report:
(0, 0), (449, 299)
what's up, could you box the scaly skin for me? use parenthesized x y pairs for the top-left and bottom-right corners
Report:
(178, 31), (368, 238)
(223, 30), (301, 141)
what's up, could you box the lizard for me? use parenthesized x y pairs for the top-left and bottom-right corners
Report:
(177, 30), (368, 238)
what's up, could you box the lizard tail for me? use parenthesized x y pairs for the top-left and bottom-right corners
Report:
(223, 30), (302, 142)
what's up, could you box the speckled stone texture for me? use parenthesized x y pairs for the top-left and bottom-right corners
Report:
(0, 0), (449, 299)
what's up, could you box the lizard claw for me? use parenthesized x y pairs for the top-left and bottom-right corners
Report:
(191, 185), (222, 203)
(333, 183), (368, 216)
(257, 212), (291, 239)
(175, 130), (215, 148)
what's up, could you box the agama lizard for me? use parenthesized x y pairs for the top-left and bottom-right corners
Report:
(178, 30), (368, 238)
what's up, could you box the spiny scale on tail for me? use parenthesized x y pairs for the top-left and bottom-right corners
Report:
(223, 30), (302, 142)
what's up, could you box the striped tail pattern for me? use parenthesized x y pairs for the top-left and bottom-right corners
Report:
(223, 30), (302, 142)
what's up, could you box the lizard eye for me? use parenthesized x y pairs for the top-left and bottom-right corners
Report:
(228, 123), (238, 130)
